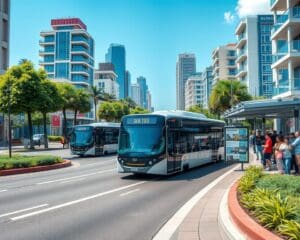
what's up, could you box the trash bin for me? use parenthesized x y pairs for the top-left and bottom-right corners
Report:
(23, 138), (30, 149)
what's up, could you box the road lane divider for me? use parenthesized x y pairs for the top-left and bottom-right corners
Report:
(0, 189), (7, 193)
(36, 168), (115, 185)
(153, 164), (239, 240)
(0, 204), (49, 218)
(120, 188), (140, 197)
(11, 181), (146, 221)
(59, 177), (86, 184)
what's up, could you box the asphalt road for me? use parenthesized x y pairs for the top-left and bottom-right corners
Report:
(0, 148), (236, 240)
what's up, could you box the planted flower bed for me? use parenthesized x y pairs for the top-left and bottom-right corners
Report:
(0, 155), (64, 170)
(238, 166), (300, 240)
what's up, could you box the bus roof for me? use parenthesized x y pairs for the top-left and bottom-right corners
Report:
(123, 110), (225, 125)
(74, 122), (120, 128)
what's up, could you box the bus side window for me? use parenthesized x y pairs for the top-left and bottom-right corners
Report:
(112, 129), (119, 144)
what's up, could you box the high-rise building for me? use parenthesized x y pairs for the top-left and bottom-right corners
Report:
(105, 44), (126, 99)
(131, 83), (141, 106)
(184, 73), (205, 110)
(203, 66), (214, 109)
(0, 0), (10, 75)
(176, 53), (196, 110)
(39, 18), (95, 89)
(125, 70), (131, 98)
(212, 44), (236, 85)
(271, 0), (300, 99)
(235, 15), (274, 98)
(137, 76), (148, 109)
(146, 90), (152, 112)
(94, 63), (119, 99)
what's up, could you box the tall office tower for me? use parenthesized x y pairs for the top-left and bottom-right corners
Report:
(203, 66), (214, 109)
(131, 83), (141, 106)
(105, 44), (126, 99)
(125, 70), (131, 98)
(94, 62), (119, 99)
(235, 15), (274, 98)
(39, 18), (95, 89)
(137, 76), (149, 109)
(0, 0), (9, 75)
(184, 73), (205, 110)
(212, 44), (237, 86)
(271, 0), (300, 99)
(176, 53), (196, 110)
(146, 90), (152, 112)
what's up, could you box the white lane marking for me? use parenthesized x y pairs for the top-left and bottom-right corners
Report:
(0, 189), (7, 193)
(153, 165), (240, 240)
(36, 168), (115, 185)
(0, 204), (49, 218)
(85, 159), (115, 166)
(59, 177), (85, 184)
(11, 181), (146, 221)
(120, 188), (140, 197)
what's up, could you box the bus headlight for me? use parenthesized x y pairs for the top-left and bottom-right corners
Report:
(148, 160), (153, 166)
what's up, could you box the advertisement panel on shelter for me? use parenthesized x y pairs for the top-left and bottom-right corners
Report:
(225, 127), (249, 163)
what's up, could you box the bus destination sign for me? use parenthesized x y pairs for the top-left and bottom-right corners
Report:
(126, 117), (157, 125)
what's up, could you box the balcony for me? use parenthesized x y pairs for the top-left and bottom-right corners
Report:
(236, 33), (247, 48)
(272, 40), (300, 67)
(236, 49), (247, 64)
(235, 66), (247, 78)
(273, 80), (300, 98)
(39, 49), (54, 56)
(39, 39), (54, 45)
(271, 6), (300, 38)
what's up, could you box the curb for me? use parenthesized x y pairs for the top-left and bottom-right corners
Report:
(0, 160), (72, 176)
(228, 181), (282, 240)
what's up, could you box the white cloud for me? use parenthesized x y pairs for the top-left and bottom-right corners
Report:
(236, 0), (271, 18)
(224, 11), (235, 24)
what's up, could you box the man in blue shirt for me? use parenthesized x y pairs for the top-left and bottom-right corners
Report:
(291, 131), (300, 175)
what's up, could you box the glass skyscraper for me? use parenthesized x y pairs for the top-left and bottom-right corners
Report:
(137, 76), (149, 109)
(105, 44), (126, 99)
(39, 18), (94, 89)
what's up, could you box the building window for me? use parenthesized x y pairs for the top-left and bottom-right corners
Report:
(56, 32), (70, 60)
(55, 63), (69, 79)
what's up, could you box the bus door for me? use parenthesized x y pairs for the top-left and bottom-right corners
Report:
(94, 128), (104, 155)
(167, 130), (182, 173)
(211, 131), (219, 162)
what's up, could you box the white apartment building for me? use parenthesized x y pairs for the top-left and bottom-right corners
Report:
(212, 44), (237, 85)
(184, 73), (205, 110)
(94, 70), (119, 99)
(235, 15), (274, 98)
(271, 0), (300, 99)
(0, 0), (9, 74)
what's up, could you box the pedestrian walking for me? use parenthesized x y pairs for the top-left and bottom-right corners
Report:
(279, 137), (292, 175)
(289, 133), (299, 174)
(254, 130), (265, 164)
(263, 132), (273, 171)
(291, 131), (300, 175)
(274, 135), (284, 173)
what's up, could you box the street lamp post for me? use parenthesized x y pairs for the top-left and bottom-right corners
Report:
(7, 86), (12, 158)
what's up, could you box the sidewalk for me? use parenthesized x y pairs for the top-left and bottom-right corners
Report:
(169, 151), (263, 240)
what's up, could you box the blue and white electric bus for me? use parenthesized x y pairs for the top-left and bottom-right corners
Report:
(117, 111), (225, 175)
(70, 122), (120, 156)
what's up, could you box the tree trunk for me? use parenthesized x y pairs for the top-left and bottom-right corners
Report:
(27, 112), (34, 149)
(42, 112), (48, 149)
(62, 108), (68, 143)
(74, 109), (78, 126)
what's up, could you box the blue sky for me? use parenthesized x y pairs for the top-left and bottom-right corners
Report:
(10, 0), (268, 110)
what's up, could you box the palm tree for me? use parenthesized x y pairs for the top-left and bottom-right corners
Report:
(71, 89), (91, 126)
(90, 86), (106, 122)
(209, 80), (252, 116)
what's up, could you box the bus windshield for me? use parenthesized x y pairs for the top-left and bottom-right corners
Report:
(119, 116), (165, 157)
(70, 126), (94, 146)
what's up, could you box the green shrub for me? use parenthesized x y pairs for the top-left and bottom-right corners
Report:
(254, 193), (296, 230)
(278, 220), (300, 240)
(238, 166), (263, 194)
(48, 135), (62, 142)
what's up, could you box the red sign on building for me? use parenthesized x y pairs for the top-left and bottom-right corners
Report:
(51, 115), (60, 127)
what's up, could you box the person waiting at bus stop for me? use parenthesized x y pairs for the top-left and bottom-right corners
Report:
(254, 130), (264, 163)
(291, 131), (300, 175)
(263, 132), (273, 171)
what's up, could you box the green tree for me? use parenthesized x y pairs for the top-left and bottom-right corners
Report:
(122, 97), (137, 109)
(187, 105), (219, 119)
(71, 89), (91, 126)
(57, 83), (77, 141)
(0, 60), (43, 149)
(209, 80), (252, 116)
(38, 80), (63, 148)
(130, 106), (149, 114)
(97, 102), (116, 122)
(90, 86), (105, 122)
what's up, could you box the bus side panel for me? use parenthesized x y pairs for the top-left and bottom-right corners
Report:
(84, 146), (96, 156)
(183, 150), (213, 169)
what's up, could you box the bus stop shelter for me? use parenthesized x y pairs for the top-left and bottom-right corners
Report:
(223, 98), (300, 133)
